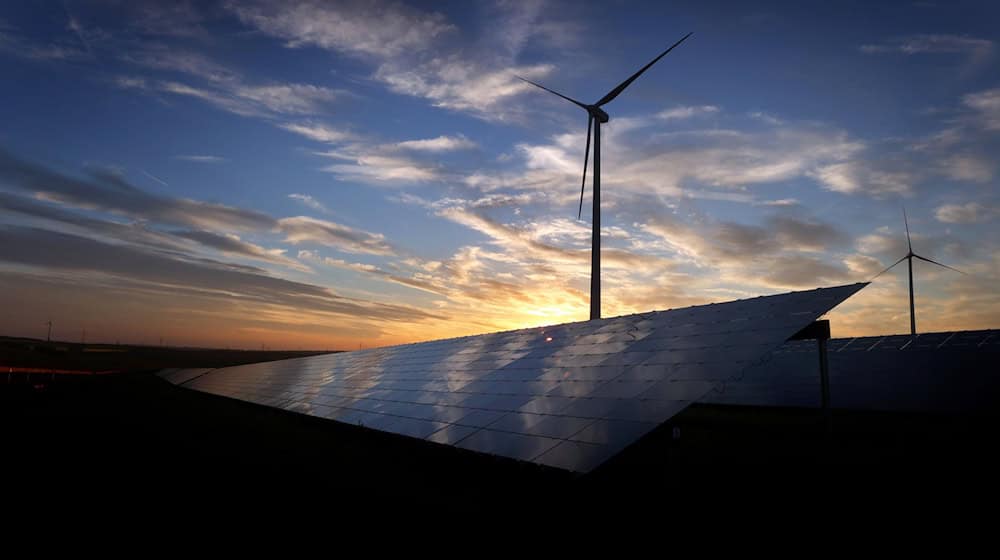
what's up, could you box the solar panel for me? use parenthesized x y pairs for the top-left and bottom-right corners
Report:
(160, 283), (865, 472)
(699, 328), (1000, 413)
(158, 368), (213, 385)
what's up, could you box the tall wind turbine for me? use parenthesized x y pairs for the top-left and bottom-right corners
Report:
(872, 208), (965, 335)
(520, 32), (693, 320)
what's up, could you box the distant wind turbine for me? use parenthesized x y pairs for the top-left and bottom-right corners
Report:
(520, 32), (693, 320)
(872, 208), (965, 335)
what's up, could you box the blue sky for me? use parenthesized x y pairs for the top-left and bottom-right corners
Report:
(0, 0), (997, 349)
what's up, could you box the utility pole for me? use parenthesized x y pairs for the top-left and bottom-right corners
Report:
(46, 320), (52, 342)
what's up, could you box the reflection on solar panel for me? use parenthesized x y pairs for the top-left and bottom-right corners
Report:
(700, 329), (1000, 413)
(160, 283), (865, 472)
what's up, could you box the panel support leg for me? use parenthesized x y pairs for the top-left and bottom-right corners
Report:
(818, 337), (831, 436)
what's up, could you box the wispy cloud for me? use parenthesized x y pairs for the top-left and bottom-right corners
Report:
(861, 34), (994, 75)
(375, 60), (554, 120)
(935, 202), (997, 224)
(174, 155), (226, 163)
(226, 0), (558, 120)
(121, 47), (239, 83)
(117, 44), (344, 121)
(0, 23), (90, 61)
(288, 193), (329, 213)
(141, 169), (169, 186)
(278, 121), (354, 143)
(641, 212), (849, 268)
(225, 0), (455, 58)
(0, 148), (273, 232)
(809, 161), (915, 197)
(495, 109), (866, 202)
(964, 88), (1000, 130)
(278, 215), (395, 256)
(315, 148), (442, 184)
(0, 225), (440, 324)
(151, 80), (340, 118)
(861, 34), (993, 56)
(0, 189), (310, 273)
(658, 105), (720, 120)
(395, 135), (477, 152)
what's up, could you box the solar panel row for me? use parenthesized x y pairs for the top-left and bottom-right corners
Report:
(700, 329), (1000, 413)
(161, 283), (866, 472)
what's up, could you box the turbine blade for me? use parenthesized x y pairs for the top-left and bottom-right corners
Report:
(913, 254), (966, 275)
(870, 255), (907, 280)
(579, 116), (593, 220)
(517, 76), (589, 109)
(596, 32), (693, 107)
(903, 206), (912, 253)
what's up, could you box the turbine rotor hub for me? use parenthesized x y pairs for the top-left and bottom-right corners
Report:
(588, 105), (610, 123)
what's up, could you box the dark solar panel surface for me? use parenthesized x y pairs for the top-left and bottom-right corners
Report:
(700, 329), (1000, 413)
(160, 283), (865, 472)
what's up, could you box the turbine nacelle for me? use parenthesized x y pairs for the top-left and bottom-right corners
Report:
(588, 105), (610, 123)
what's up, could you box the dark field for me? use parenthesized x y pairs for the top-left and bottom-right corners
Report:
(4, 337), (998, 512)
(1, 335), (331, 373)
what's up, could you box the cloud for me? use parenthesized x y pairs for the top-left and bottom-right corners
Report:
(486, 0), (581, 56)
(935, 202), (997, 224)
(232, 83), (339, 114)
(298, 249), (447, 296)
(288, 193), (328, 213)
(0, 190), (187, 252)
(316, 149), (441, 184)
(278, 215), (395, 255)
(118, 48), (343, 120)
(0, 191), (307, 272)
(504, 114), (865, 201)
(940, 154), (995, 182)
(174, 155), (226, 163)
(122, 47), (241, 83)
(861, 34), (993, 54)
(760, 198), (799, 207)
(844, 254), (884, 278)
(170, 229), (309, 271)
(0, 25), (89, 61)
(436, 205), (674, 275)
(0, 148), (275, 232)
(810, 160), (914, 197)
(964, 88), (1000, 130)
(642, 213), (848, 266)
(157, 80), (339, 118)
(760, 255), (853, 289)
(225, 0), (454, 58)
(278, 122), (354, 143)
(375, 59), (554, 120)
(117, 1), (209, 38)
(201, 1), (564, 121)
(658, 105), (720, 120)
(0, 225), (441, 324)
(395, 135), (477, 152)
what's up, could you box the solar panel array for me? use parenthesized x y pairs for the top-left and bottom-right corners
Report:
(161, 283), (865, 472)
(699, 329), (1000, 413)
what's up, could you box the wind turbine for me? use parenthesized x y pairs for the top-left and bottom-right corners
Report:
(520, 32), (693, 320)
(872, 208), (965, 336)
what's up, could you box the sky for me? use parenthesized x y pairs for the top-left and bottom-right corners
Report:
(0, 0), (998, 350)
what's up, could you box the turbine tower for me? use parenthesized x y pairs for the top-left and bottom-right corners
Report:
(520, 32), (692, 320)
(872, 208), (965, 336)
